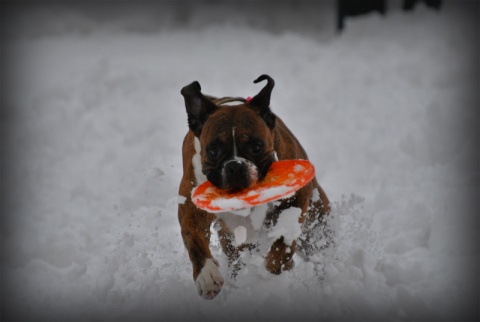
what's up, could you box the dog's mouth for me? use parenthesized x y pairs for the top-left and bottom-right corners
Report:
(204, 153), (274, 193)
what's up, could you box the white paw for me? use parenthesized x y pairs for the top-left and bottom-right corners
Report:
(195, 258), (224, 299)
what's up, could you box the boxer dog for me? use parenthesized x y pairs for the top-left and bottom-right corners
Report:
(178, 75), (330, 299)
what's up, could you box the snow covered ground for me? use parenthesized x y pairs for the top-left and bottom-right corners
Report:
(2, 1), (478, 320)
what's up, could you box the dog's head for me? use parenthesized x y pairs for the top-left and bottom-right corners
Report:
(181, 75), (277, 192)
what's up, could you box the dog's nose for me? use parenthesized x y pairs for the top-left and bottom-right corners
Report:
(222, 159), (255, 192)
(224, 160), (245, 178)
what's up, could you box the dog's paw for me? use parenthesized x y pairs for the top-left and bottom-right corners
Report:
(195, 258), (224, 300)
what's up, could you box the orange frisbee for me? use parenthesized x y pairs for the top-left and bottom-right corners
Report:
(192, 160), (315, 213)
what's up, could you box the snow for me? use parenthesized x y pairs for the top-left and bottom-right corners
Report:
(234, 226), (247, 245)
(267, 207), (303, 245)
(177, 195), (186, 205)
(250, 204), (270, 231)
(294, 164), (306, 173)
(210, 196), (251, 213)
(256, 185), (295, 202)
(2, 1), (478, 320)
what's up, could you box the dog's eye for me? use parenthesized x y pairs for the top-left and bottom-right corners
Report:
(208, 146), (220, 159)
(250, 142), (263, 155)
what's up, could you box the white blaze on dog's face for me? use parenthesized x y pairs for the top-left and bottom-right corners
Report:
(199, 106), (276, 193)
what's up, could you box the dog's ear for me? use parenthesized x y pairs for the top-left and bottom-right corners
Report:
(248, 75), (276, 129)
(181, 81), (218, 137)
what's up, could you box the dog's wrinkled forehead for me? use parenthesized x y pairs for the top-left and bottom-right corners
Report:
(200, 106), (269, 143)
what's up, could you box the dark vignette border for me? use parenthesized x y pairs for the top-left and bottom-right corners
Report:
(1, 1), (479, 321)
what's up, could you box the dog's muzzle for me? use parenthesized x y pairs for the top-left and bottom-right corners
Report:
(222, 158), (259, 192)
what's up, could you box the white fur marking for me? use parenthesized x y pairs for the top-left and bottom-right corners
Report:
(193, 137), (207, 186)
(195, 258), (224, 299)
(232, 127), (238, 157)
(274, 151), (279, 161)
(238, 157), (259, 183)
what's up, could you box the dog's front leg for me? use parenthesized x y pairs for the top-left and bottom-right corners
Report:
(178, 202), (224, 299)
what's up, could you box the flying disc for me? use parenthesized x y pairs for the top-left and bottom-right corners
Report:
(192, 160), (315, 213)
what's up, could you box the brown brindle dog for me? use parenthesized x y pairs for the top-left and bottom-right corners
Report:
(178, 75), (329, 299)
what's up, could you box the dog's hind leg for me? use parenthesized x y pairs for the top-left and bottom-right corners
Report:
(298, 182), (332, 260)
(265, 237), (296, 274)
